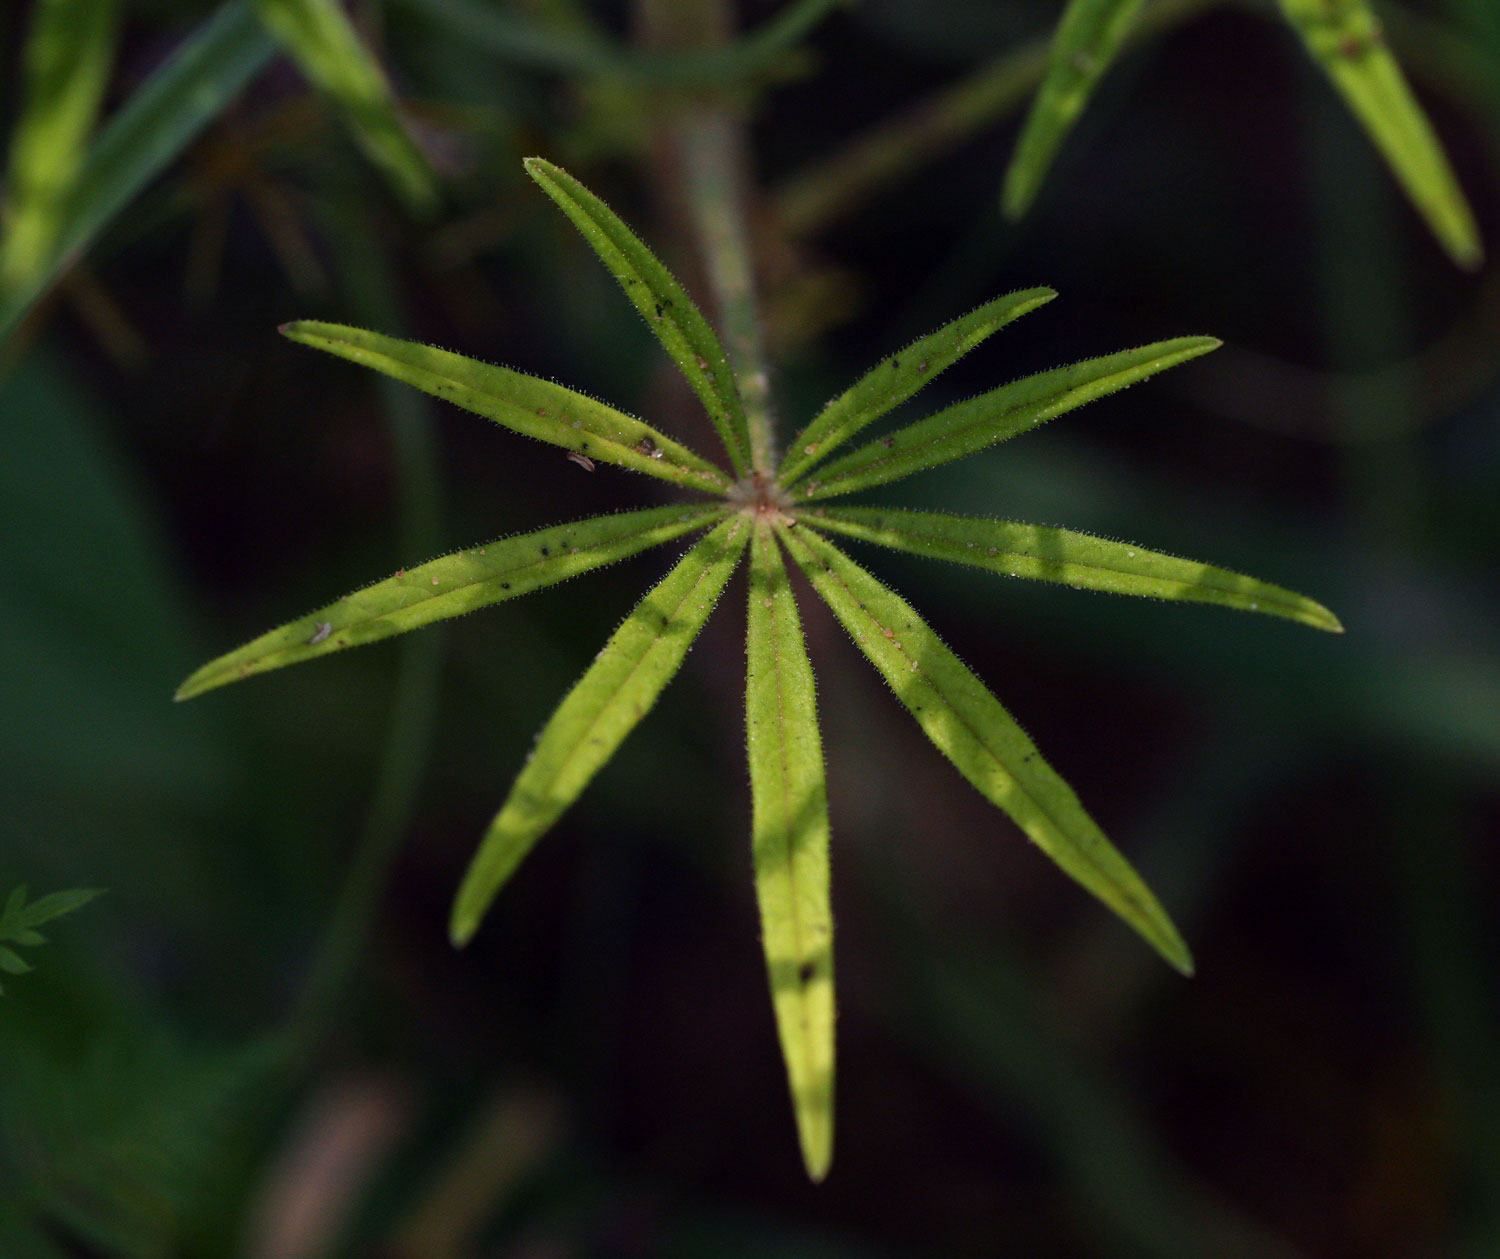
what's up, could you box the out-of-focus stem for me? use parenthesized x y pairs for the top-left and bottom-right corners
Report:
(677, 110), (777, 475)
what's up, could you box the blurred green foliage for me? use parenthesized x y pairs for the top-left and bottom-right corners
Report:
(2, 0), (1499, 1254)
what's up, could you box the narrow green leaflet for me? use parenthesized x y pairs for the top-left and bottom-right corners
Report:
(803, 506), (1344, 632)
(1279, 0), (1481, 269)
(781, 525), (1192, 974)
(793, 336), (1219, 501)
(282, 321), (733, 492)
(250, 0), (436, 212)
(0, 0), (120, 294)
(0, 3), (276, 343)
(525, 158), (753, 476)
(176, 504), (725, 699)
(0, 885), (103, 995)
(402, 0), (846, 86)
(1001, 0), (1148, 220)
(779, 288), (1057, 486)
(450, 516), (750, 943)
(746, 522), (835, 1181)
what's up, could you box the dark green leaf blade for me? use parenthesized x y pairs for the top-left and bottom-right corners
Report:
(781, 525), (1192, 975)
(450, 516), (750, 944)
(281, 321), (732, 492)
(804, 506), (1343, 632)
(524, 157), (753, 476)
(1279, 0), (1481, 269)
(0, 2), (275, 341)
(0, 948), (33, 976)
(0, 0), (120, 294)
(779, 287), (1057, 486)
(250, 0), (436, 211)
(17, 888), (104, 929)
(793, 336), (1220, 501)
(1001, 0), (1148, 219)
(747, 521), (835, 1181)
(176, 504), (725, 700)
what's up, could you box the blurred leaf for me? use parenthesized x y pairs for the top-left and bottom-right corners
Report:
(0, 997), (286, 1258)
(1001, 0), (1148, 219)
(746, 524), (835, 1181)
(400, 0), (846, 85)
(0, 2), (275, 341)
(450, 516), (749, 944)
(1279, 0), (1481, 268)
(784, 524), (1193, 974)
(790, 337), (1220, 499)
(250, 0), (437, 212)
(0, 884), (103, 993)
(0, 0), (121, 295)
(13, 887), (106, 930)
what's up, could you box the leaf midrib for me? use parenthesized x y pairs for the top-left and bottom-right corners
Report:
(761, 527), (815, 1079)
(822, 514), (1309, 613)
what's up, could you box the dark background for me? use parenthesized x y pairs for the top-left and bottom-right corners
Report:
(3, 0), (1500, 1255)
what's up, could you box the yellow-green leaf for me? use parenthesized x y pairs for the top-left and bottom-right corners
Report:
(450, 516), (750, 944)
(250, 0), (436, 212)
(780, 288), (1057, 486)
(1279, 0), (1481, 269)
(1002, 0), (1149, 219)
(747, 521), (835, 1181)
(281, 321), (733, 493)
(782, 525), (1193, 975)
(524, 157), (753, 476)
(803, 506), (1343, 632)
(794, 336), (1220, 501)
(175, 504), (725, 700)
(0, 0), (120, 294)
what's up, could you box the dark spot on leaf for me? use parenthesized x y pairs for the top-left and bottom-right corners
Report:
(501, 582), (511, 590)
(798, 962), (815, 985)
(892, 357), (900, 370)
(540, 547), (550, 556)
(882, 437), (895, 448)
(654, 303), (664, 318)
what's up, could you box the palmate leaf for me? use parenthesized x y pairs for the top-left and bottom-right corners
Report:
(1001, 0), (1148, 220)
(779, 287), (1058, 484)
(175, 504), (725, 699)
(450, 516), (750, 944)
(0, 0), (120, 294)
(250, 0), (436, 212)
(281, 321), (733, 492)
(0, 3), (276, 342)
(781, 523), (1193, 975)
(524, 158), (753, 476)
(746, 523), (835, 1181)
(789, 336), (1219, 500)
(1278, 0), (1481, 269)
(803, 506), (1343, 633)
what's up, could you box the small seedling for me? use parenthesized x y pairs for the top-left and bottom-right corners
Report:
(177, 158), (1340, 1181)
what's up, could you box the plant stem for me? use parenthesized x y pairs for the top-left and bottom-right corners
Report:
(677, 108), (778, 476)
